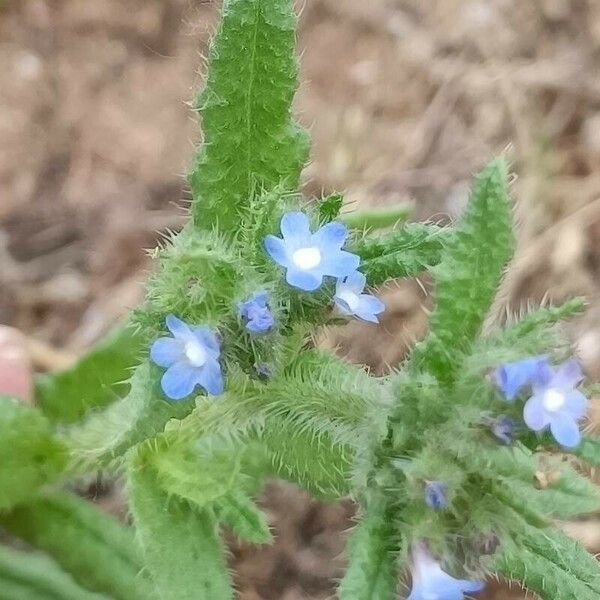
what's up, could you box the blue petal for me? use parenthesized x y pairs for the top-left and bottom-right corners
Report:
(246, 308), (274, 333)
(342, 270), (367, 294)
(459, 579), (486, 593)
(333, 295), (354, 315)
(150, 337), (183, 367)
(191, 327), (221, 359)
(523, 394), (547, 431)
(161, 362), (199, 400)
(312, 221), (348, 251)
(286, 267), (322, 291)
(264, 235), (291, 267)
(495, 356), (549, 401)
(550, 415), (581, 448)
(251, 290), (269, 306)
(280, 212), (311, 246)
(196, 358), (224, 396)
(564, 390), (588, 419)
(552, 359), (583, 390)
(320, 249), (360, 278)
(355, 294), (385, 323)
(165, 314), (193, 340)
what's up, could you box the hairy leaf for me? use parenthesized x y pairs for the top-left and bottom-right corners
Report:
(338, 495), (400, 600)
(2, 492), (152, 600)
(0, 397), (66, 510)
(189, 0), (309, 232)
(574, 436), (600, 467)
(215, 490), (272, 544)
(36, 322), (143, 423)
(128, 455), (233, 600)
(0, 545), (109, 600)
(411, 159), (514, 382)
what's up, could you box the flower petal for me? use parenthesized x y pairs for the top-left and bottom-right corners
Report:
(150, 337), (183, 367)
(166, 314), (193, 340)
(523, 394), (547, 431)
(196, 359), (224, 396)
(459, 579), (486, 593)
(280, 212), (311, 246)
(564, 389), (588, 420)
(342, 270), (367, 294)
(312, 221), (348, 251)
(246, 308), (274, 333)
(161, 362), (199, 400)
(549, 415), (581, 448)
(191, 327), (221, 359)
(495, 355), (549, 401)
(286, 267), (322, 291)
(264, 235), (290, 267)
(333, 295), (354, 315)
(552, 359), (583, 390)
(354, 294), (385, 323)
(320, 249), (360, 278)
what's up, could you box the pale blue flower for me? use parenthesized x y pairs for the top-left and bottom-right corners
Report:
(238, 291), (274, 333)
(333, 271), (385, 323)
(490, 415), (516, 446)
(494, 355), (549, 401)
(523, 359), (587, 448)
(264, 212), (360, 291)
(407, 545), (485, 600)
(424, 481), (448, 510)
(150, 315), (223, 400)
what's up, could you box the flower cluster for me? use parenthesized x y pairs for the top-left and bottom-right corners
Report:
(494, 356), (588, 448)
(150, 211), (386, 400)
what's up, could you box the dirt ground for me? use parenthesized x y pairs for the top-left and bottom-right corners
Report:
(2, 1), (600, 598)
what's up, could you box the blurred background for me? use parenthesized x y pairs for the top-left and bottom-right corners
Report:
(1, 1), (600, 598)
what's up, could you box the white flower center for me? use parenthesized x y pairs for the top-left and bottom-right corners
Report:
(185, 341), (207, 368)
(542, 389), (565, 412)
(337, 289), (360, 311)
(292, 246), (321, 270)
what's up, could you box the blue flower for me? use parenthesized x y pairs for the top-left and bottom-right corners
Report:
(490, 415), (516, 446)
(238, 291), (274, 333)
(522, 359), (587, 448)
(333, 271), (385, 323)
(424, 481), (448, 510)
(407, 544), (485, 600)
(264, 212), (360, 291)
(150, 315), (224, 400)
(494, 355), (549, 401)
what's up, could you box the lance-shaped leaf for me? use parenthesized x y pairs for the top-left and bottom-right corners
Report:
(354, 223), (451, 285)
(338, 495), (401, 600)
(128, 452), (233, 600)
(1, 492), (153, 600)
(0, 396), (66, 511)
(66, 361), (192, 471)
(189, 0), (309, 232)
(411, 159), (514, 382)
(0, 544), (109, 600)
(214, 489), (272, 544)
(36, 321), (143, 423)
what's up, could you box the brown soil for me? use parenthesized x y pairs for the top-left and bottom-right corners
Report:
(2, 1), (600, 598)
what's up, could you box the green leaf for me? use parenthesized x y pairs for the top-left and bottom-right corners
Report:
(36, 321), (144, 423)
(318, 192), (344, 223)
(574, 436), (600, 467)
(1, 492), (153, 600)
(496, 539), (598, 600)
(341, 203), (412, 231)
(215, 490), (272, 544)
(189, 0), (309, 232)
(338, 495), (400, 600)
(411, 159), (514, 382)
(0, 544), (109, 600)
(128, 454), (233, 600)
(0, 397), (66, 511)
(66, 361), (192, 471)
(354, 223), (450, 285)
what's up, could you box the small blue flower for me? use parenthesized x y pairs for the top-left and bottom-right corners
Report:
(522, 359), (587, 448)
(238, 291), (274, 333)
(264, 212), (360, 291)
(424, 481), (448, 510)
(407, 544), (485, 600)
(494, 355), (549, 401)
(333, 271), (385, 323)
(490, 415), (516, 446)
(150, 315), (224, 400)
